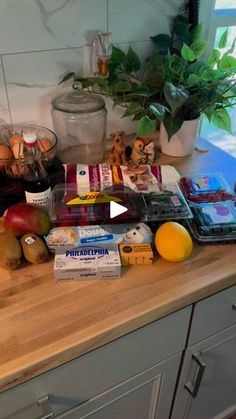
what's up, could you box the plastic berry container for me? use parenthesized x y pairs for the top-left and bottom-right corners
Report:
(141, 183), (193, 221)
(179, 173), (233, 203)
(187, 201), (236, 243)
(50, 183), (144, 227)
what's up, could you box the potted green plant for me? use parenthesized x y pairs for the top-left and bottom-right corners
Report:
(61, 15), (236, 156)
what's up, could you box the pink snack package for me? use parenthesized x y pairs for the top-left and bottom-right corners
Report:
(64, 163), (180, 201)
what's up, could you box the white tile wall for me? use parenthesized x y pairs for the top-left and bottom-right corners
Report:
(0, 0), (107, 54)
(3, 48), (83, 129)
(0, 59), (10, 124)
(0, 0), (186, 132)
(109, 0), (185, 43)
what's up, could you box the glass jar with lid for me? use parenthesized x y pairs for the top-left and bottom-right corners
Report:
(51, 84), (107, 164)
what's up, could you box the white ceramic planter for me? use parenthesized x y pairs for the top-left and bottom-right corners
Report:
(159, 118), (201, 157)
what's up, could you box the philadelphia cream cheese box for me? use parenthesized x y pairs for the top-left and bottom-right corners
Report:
(54, 244), (121, 280)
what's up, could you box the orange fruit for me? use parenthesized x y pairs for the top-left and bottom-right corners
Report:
(155, 221), (193, 262)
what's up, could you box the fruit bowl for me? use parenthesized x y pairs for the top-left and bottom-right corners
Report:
(0, 124), (58, 178)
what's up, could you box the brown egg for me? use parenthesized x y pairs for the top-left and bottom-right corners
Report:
(38, 137), (52, 153)
(0, 144), (13, 160)
(12, 142), (24, 159)
(9, 134), (23, 149)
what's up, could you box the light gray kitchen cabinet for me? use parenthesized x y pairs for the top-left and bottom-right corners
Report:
(188, 284), (236, 345)
(0, 306), (191, 419)
(171, 286), (236, 419)
(56, 354), (181, 419)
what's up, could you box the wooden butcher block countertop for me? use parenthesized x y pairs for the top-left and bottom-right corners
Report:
(0, 138), (236, 393)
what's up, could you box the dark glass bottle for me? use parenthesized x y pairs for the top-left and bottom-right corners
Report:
(22, 133), (51, 210)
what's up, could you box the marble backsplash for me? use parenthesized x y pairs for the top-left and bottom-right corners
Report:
(0, 0), (185, 135)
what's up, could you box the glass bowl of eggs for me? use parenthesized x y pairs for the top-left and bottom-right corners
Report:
(0, 124), (58, 178)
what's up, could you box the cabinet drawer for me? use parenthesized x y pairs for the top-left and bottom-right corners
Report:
(56, 354), (181, 419)
(189, 284), (236, 345)
(0, 306), (191, 419)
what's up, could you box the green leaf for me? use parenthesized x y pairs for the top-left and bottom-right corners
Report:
(146, 51), (163, 68)
(191, 24), (203, 41)
(190, 40), (207, 58)
(107, 62), (119, 81)
(211, 108), (232, 133)
(92, 77), (108, 87)
(218, 53), (236, 70)
(124, 46), (141, 73)
(218, 29), (228, 49)
(187, 62), (209, 78)
(134, 85), (150, 93)
(174, 21), (191, 37)
(127, 85), (151, 97)
(163, 114), (184, 141)
(163, 82), (189, 115)
(112, 96), (121, 109)
(181, 43), (196, 62)
(227, 84), (236, 96)
(207, 48), (221, 66)
(76, 77), (108, 89)
(111, 80), (133, 92)
(226, 37), (236, 55)
(128, 92), (151, 98)
(188, 61), (208, 72)
(122, 103), (143, 118)
(210, 68), (227, 80)
(222, 97), (231, 106)
(204, 105), (215, 121)
(175, 15), (189, 24)
(137, 116), (156, 136)
(201, 68), (218, 81)
(144, 53), (164, 88)
(77, 78), (96, 89)
(58, 72), (75, 85)
(111, 45), (126, 64)
(150, 34), (171, 52)
(186, 74), (200, 85)
(149, 103), (167, 121)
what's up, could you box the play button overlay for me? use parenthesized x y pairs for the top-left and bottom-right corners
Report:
(97, 185), (142, 223)
(110, 201), (128, 219)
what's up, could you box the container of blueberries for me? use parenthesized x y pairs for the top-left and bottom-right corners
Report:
(141, 183), (193, 221)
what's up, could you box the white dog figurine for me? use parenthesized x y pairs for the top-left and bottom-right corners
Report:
(122, 223), (153, 243)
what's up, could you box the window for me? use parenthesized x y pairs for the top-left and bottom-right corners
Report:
(215, 0), (236, 10)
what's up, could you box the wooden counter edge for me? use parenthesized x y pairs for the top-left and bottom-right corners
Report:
(0, 270), (235, 393)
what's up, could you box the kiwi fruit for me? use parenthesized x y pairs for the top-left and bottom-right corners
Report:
(0, 232), (22, 270)
(20, 234), (48, 264)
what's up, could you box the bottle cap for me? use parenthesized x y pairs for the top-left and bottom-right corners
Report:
(23, 133), (37, 144)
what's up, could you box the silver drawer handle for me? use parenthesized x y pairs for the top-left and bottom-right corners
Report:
(4, 395), (53, 419)
(37, 396), (54, 419)
(185, 352), (206, 398)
